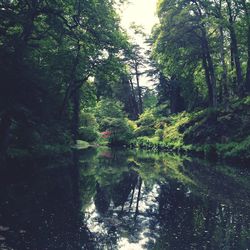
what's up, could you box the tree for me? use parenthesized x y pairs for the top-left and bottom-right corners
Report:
(152, 0), (250, 111)
(0, 0), (131, 155)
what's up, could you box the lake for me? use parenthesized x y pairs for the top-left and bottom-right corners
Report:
(0, 148), (249, 249)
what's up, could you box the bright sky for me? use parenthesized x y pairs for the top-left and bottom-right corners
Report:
(120, 0), (158, 35)
(120, 0), (159, 88)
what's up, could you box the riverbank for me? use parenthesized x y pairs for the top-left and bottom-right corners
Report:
(131, 97), (250, 165)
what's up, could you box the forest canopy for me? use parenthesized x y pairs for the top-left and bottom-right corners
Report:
(0, 0), (250, 163)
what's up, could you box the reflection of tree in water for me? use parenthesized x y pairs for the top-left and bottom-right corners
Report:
(82, 149), (250, 249)
(112, 169), (139, 211)
(153, 179), (250, 250)
(90, 166), (153, 249)
(95, 183), (111, 215)
(0, 156), (94, 250)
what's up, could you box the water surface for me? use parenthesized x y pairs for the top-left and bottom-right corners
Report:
(0, 148), (249, 249)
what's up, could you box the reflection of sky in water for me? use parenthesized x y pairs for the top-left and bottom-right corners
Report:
(85, 184), (160, 249)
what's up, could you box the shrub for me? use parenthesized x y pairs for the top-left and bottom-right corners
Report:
(127, 119), (138, 131)
(163, 112), (191, 149)
(104, 118), (133, 145)
(79, 127), (99, 142)
(80, 112), (98, 128)
(216, 136), (250, 161)
(134, 127), (155, 137)
(155, 129), (164, 140)
(137, 109), (156, 127)
(94, 99), (133, 145)
(95, 99), (125, 123)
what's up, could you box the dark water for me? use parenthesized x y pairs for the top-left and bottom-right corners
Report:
(0, 148), (250, 250)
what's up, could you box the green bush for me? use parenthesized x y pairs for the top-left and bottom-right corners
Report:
(108, 118), (133, 145)
(217, 136), (250, 161)
(134, 126), (155, 137)
(79, 127), (99, 142)
(133, 136), (160, 150)
(95, 99), (133, 145)
(137, 109), (156, 127)
(95, 98), (124, 123)
(163, 112), (191, 149)
(80, 112), (98, 128)
(155, 129), (164, 140)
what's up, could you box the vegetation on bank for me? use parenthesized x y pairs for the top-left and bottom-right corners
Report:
(1, 0), (250, 167)
(75, 95), (250, 164)
(130, 97), (250, 163)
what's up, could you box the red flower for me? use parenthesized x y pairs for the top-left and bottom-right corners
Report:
(101, 130), (112, 138)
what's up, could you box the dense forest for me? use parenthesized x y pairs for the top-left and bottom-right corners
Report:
(0, 0), (250, 164)
(1, 1), (250, 249)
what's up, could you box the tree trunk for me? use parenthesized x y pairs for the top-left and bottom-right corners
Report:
(206, 49), (217, 107)
(246, 25), (250, 92)
(60, 43), (81, 118)
(219, 26), (229, 102)
(226, 0), (244, 96)
(135, 63), (143, 114)
(129, 79), (139, 119)
(201, 28), (217, 107)
(241, 0), (250, 91)
(72, 87), (80, 143)
(170, 78), (185, 113)
(202, 53), (214, 107)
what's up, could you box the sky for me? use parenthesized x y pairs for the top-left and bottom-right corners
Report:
(120, 0), (158, 35)
(120, 0), (159, 88)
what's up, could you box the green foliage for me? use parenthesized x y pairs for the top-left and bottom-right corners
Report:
(95, 99), (125, 122)
(132, 136), (161, 150)
(131, 97), (250, 163)
(137, 109), (156, 127)
(217, 136), (250, 161)
(79, 127), (99, 143)
(107, 119), (133, 146)
(95, 99), (133, 145)
(142, 88), (157, 109)
(133, 109), (158, 137)
(153, 0), (250, 109)
(74, 140), (91, 150)
(80, 112), (99, 128)
(155, 129), (164, 140)
(127, 119), (138, 131)
(162, 112), (191, 150)
(0, 0), (131, 159)
(79, 112), (99, 142)
(134, 127), (155, 137)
